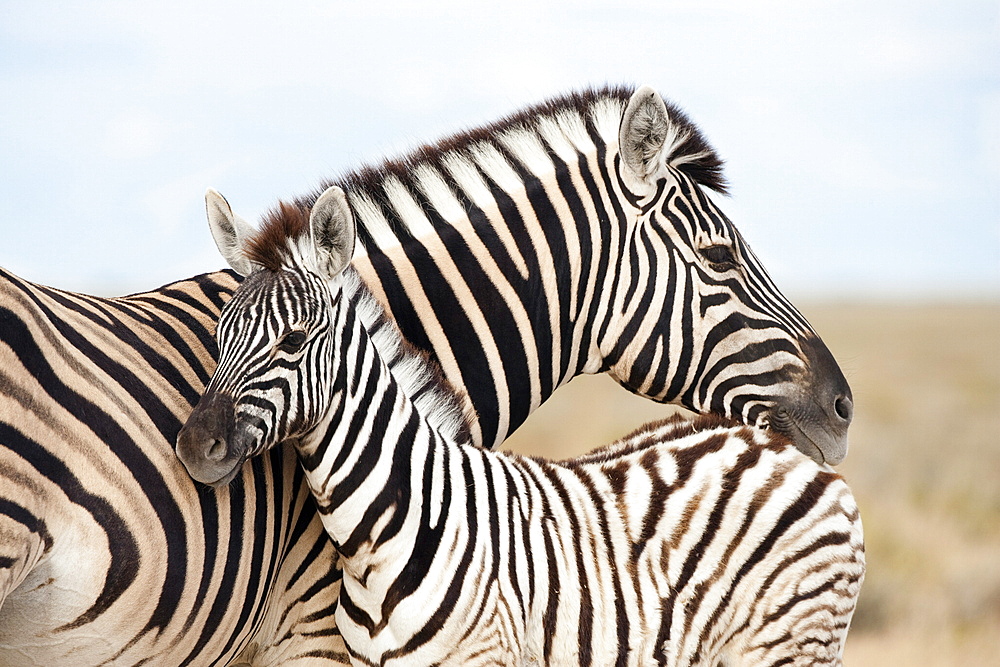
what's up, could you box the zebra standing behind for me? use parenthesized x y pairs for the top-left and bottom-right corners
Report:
(184, 84), (855, 481)
(177, 185), (865, 666)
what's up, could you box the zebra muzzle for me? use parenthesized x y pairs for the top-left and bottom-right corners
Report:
(769, 336), (854, 465)
(176, 391), (245, 487)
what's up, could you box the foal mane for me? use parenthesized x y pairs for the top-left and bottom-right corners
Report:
(242, 202), (473, 444)
(245, 201), (310, 272)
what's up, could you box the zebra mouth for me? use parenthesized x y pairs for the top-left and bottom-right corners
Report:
(767, 405), (846, 466)
(201, 456), (247, 487)
(175, 443), (247, 488)
(194, 426), (254, 487)
(765, 336), (854, 466)
(176, 390), (252, 487)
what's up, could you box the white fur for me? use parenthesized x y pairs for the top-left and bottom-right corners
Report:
(349, 190), (400, 258)
(205, 188), (255, 276)
(383, 175), (435, 240)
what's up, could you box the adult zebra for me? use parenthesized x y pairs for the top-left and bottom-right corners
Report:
(2, 84), (851, 664)
(177, 185), (865, 665)
(245, 84), (852, 461)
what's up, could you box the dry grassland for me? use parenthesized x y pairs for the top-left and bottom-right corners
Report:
(502, 302), (1000, 664)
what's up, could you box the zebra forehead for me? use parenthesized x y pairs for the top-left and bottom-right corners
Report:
(224, 269), (323, 323)
(245, 200), (312, 272)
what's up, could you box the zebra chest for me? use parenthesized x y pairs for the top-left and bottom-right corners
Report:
(337, 557), (531, 665)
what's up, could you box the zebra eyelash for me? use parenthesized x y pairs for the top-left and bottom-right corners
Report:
(699, 244), (739, 271)
(277, 330), (308, 353)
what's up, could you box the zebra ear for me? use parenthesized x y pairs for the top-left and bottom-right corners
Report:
(205, 188), (255, 276)
(619, 85), (670, 182)
(309, 186), (356, 281)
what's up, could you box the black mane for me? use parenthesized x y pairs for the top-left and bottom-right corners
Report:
(297, 85), (728, 217)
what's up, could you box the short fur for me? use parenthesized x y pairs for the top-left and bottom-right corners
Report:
(246, 201), (312, 271)
(241, 199), (473, 445)
(181, 186), (864, 666)
(299, 85), (728, 222)
(208, 80), (851, 464)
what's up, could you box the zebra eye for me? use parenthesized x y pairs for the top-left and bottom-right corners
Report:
(700, 244), (738, 271)
(278, 330), (307, 353)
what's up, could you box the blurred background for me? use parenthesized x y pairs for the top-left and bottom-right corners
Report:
(505, 304), (1000, 665)
(2, 1), (998, 662)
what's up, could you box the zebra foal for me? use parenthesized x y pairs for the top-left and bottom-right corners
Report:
(178, 186), (865, 666)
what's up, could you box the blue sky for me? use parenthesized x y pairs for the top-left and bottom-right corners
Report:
(1, 0), (997, 299)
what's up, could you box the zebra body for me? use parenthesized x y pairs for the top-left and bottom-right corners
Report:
(178, 186), (865, 665)
(3, 84), (851, 663)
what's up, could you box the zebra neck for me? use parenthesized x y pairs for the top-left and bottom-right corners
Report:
(296, 285), (470, 564)
(347, 136), (627, 446)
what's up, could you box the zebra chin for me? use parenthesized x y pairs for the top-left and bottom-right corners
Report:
(767, 405), (850, 465)
(176, 391), (249, 487)
(767, 336), (854, 466)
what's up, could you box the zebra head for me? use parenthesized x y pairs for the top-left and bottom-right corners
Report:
(599, 86), (853, 464)
(177, 187), (354, 486)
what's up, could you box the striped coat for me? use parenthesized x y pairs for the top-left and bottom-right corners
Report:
(3, 84), (852, 664)
(178, 184), (865, 666)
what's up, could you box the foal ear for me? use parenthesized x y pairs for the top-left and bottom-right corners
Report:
(309, 186), (356, 281)
(205, 188), (255, 276)
(619, 85), (670, 183)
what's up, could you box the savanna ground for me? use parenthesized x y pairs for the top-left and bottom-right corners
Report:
(502, 302), (1000, 665)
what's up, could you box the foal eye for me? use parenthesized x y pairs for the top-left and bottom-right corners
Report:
(278, 330), (307, 353)
(700, 244), (738, 270)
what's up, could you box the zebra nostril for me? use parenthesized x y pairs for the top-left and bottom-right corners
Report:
(207, 437), (228, 461)
(834, 395), (853, 422)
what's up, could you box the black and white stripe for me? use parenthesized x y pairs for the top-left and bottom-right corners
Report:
(311, 84), (853, 461)
(178, 187), (865, 665)
(1, 84), (852, 664)
(0, 268), (344, 665)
